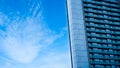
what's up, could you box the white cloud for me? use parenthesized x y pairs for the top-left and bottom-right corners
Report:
(0, 0), (71, 68)
(0, 12), (8, 26)
(39, 51), (71, 68)
(0, 12), (61, 64)
(0, 51), (71, 68)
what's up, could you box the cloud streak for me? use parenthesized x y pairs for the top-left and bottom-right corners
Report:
(0, 1), (61, 63)
(39, 51), (71, 68)
(0, 0), (71, 68)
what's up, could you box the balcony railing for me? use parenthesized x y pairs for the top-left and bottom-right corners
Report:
(90, 61), (120, 65)
(83, 0), (120, 8)
(85, 18), (120, 26)
(85, 13), (120, 21)
(84, 8), (120, 17)
(88, 38), (120, 45)
(88, 44), (120, 50)
(86, 24), (120, 31)
(83, 3), (120, 13)
(90, 56), (120, 60)
(89, 50), (120, 55)
(87, 28), (120, 35)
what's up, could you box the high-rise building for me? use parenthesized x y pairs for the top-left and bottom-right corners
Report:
(67, 0), (120, 68)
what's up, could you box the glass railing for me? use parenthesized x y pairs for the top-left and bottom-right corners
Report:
(90, 55), (120, 60)
(83, 0), (120, 8)
(86, 24), (120, 31)
(84, 3), (120, 12)
(85, 13), (120, 21)
(87, 28), (120, 36)
(84, 8), (120, 17)
(105, 0), (119, 4)
(90, 61), (120, 65)
(88, 38), (120, 44)
(85, 18), (120, 26)
(89, 50), (120, 55)
(87, 34), (120, 40)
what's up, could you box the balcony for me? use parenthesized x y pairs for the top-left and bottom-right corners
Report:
(87, 33), (120, 40)
(84, 8), (120, 17)
(87, 28), (120, 35)
(83, 0), (120, 9)
(86, 24), (120, 31)
(84, 3), (120, 13)
(88, 38), (120, 45)
(85, 13), (120, 22)
(90, 56), (120, 60)
(90, 61), (120, 65)
(89, 50), (120, 55)
(89, 44), (120, 50)
(85, 18), (120, 26)
(104, 0), (120, 4)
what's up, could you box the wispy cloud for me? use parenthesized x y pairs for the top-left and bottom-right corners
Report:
(0, 13), (71, 67)
(0, 12), (62, 64)
(39, 51), (71, 68)
(0, 0), (70, 68)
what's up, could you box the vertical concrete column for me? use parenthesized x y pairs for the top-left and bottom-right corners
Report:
(67, 0), (89, 68)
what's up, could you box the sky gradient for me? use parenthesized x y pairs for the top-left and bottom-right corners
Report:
(0, 0), (71, 68)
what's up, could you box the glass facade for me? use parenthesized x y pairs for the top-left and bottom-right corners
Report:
(67, 0), (120, 68)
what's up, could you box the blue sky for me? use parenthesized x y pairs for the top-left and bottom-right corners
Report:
(0, 0), (71, 68)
